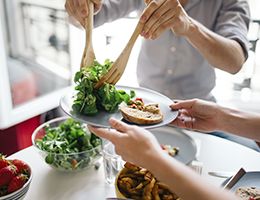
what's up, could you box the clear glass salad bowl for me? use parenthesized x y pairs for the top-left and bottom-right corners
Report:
(31, 116), (102, 172)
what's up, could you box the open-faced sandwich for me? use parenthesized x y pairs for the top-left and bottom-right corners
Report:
(119, 98), (163, 125)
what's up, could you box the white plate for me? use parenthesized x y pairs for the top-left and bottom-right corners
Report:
(60, 85), (178, 129)
(150, 126), (197, 164)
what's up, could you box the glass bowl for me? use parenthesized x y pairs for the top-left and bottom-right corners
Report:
(31, 116), (102, 172)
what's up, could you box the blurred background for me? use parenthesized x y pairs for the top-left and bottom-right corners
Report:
(0, 0), (259, 155)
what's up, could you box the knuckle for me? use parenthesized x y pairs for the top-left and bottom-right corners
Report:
(176, 4), (182, 12)
(168, 0), (173, 7)
(131, 125), (139, 132)
(150, 1), (158, 10)
(193, 98), (199, 104)
(163, 21), (172, 29)
(150, 26), (156, 34)
(65, 1), (71, 10)
(152, 28), (161, 38)
(145, 0), (152, 4)
(174, 16), (181, 24)
(160, 23), (167, 30)
(157, 18), (164, 26)
(79, 0), (87, 6)
(154, 12), (161, 19)
(143, 25), (149, 33)
(114, 121), (121, 129)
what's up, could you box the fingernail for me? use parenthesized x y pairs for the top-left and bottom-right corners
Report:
(140, 15), (146, 22)
(170, 107), (178, 111)
(144, 32), (149, 38)
(81, 9), (87, 16)
(109, 117), (116, 123)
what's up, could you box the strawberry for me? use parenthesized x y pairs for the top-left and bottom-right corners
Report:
(11, 159), (30, 175)
(7, 174), (28, 193)
(0, 165), (17, 187)
(0, 154), (9, 170)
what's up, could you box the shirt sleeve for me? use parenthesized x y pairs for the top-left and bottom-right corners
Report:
(94, 0), (144, 27)
(213, 0), (250, 59)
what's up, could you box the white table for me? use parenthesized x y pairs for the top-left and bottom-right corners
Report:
(9, 129), (260, 200)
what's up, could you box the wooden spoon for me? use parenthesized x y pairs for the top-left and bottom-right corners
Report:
(80, 0), (95, 68)
(94, 21), (144, 88)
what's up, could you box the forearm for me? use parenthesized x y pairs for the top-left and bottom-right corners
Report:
(219, 107), (260, 142)
(185, 19), (245, 74)
(148, 153), (237, 200)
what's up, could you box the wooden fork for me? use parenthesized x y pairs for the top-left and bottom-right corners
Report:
(94, 21), (144, 89)
(80, 0), (95, 68)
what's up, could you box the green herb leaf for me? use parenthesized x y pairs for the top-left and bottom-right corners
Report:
(72, 59), (135, 115)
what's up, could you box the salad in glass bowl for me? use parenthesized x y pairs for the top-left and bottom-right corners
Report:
(32, 117), (102, 172)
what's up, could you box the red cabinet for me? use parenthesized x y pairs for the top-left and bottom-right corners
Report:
(0, 116), (40, 156)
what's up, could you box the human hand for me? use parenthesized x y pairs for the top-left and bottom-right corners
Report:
(88, 118), (164, 168)
(140, 0), (193, 39)
(170, 99), (221, 132)
(65, 0), (102, 27)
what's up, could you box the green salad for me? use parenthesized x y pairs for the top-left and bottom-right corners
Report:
(35, 118), (102, 171)
(72, 59), (135, 115)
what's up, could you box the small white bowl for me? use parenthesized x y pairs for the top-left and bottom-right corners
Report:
(0, 162), (32, 200)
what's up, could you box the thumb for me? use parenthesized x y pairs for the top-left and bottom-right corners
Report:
(170, 99), (195, 110)
(109, 118), (130, 133)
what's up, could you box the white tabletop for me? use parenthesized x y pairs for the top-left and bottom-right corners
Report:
(8, 129), (260, 200)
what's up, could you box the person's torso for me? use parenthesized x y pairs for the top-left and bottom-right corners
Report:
(137, 0), (224, 101)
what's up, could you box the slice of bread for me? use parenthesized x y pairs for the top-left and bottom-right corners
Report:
(119, 103), (163, 125)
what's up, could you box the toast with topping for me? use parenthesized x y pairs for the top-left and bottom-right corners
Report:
(119, 98), (163, 125)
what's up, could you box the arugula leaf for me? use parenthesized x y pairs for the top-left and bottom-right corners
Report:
(73, 59), (135, 115)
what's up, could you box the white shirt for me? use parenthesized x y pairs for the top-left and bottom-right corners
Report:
(94, 0), (250, 101)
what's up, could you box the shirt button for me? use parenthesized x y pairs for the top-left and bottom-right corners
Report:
(170, 46), (176, 52)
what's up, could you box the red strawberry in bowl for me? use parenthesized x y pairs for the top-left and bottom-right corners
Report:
(0, 165), (17, 187)
(0, 154), (9, 170)
(7, 174), (28, 193)
(0, 158), (32, 198)
(11, 159), (30, 175)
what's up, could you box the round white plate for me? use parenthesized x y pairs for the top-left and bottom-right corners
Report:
(150, 126), (197, 164)
(60, 85), (178, 129)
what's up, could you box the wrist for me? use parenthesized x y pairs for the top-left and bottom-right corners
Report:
(184, 18), (200, 39)
(146, 151), (172, 174)
(142, 149), (167, 171)
(217, 106), (240, 133)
